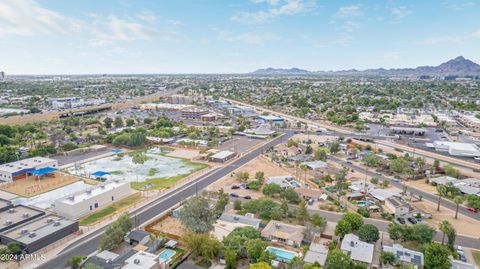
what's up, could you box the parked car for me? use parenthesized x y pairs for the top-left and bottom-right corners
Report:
(230, 193), (239, 198)
(346, 161), (353, 165)
(407, 217), (417, 224)
(467, 207), (478, 213)
(231, 185), (240, 189)
(396, 218), (406, 224)
(243, 195), (252, 200)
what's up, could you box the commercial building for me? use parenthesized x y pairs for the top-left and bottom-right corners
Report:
(427, 141), (480, 158)
(383, 244), (424, 267)
(256, 115), (285, 125)
(261, 220), (305, 247)
(180, 107), (209, 120)
(0, 157), (58, 182)
(139, 103), (193, 111)
(340, 233), (374, 265)
(54, 180), (132, 219)
(209, 150), (236, 162)
(0, 214), (78, 253)
(0, 204), (45, 233)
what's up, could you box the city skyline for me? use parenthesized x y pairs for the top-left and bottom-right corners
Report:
(1, 0), (480, 74)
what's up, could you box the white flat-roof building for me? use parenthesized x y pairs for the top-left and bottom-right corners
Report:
(54, 180), (132, 219)
(0, 157), (58, 182)
(428, 141), (480, 158)
(209, 151), (236, 162)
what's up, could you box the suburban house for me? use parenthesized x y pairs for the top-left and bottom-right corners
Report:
(266, 176), (300, 189)
(340, 234), (374, 265)
(212, 213), (261, 240)
(125, 230), (151, 245)
(294, 188), (323, 201)
(383, 244), (424, 267)
(261, 220), (306, 247)
(385, 197), (413, 218)
(303, 235), (328, 267)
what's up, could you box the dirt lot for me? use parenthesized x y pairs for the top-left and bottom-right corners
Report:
(413, 199), (480, 237)
(150, 216), (187, 238)
(167, 149), (200, 159)
(0, 172), (80, 197)
(404, 179), (437, 194)
(206, 156), (294, 198)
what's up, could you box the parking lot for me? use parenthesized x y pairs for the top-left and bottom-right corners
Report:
(52, 147), (114, 166)
(218, 135), (264, 153)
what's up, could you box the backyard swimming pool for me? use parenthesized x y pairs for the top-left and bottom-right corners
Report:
(266, 246), (298, 261)
(159, 249), (176, 262)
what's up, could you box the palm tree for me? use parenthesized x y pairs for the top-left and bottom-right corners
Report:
(439, 220), (453, 245)
(436, 185), (447, 211)
(300, 164), (308, 185)
(453, 196), (464, 219)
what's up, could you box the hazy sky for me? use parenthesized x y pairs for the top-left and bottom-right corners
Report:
(1, 0), (479, 74)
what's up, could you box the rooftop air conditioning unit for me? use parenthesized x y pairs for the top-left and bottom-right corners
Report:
(68, 196), (75, 201)
(47, 218), (54, 223)
(53, 221), (61, 226)
(8, 208), (15, 213)
(5, 220), (12, 225)
(22, 213), (29, 218)
(134, 259), (141, 265)
(20, 229), (28, 234)
(28, 232), (36, 238)
(275, 223), (281, 229)
(86, 190), (92, 194)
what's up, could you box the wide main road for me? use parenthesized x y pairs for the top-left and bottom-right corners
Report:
(36, 131), (294, 269)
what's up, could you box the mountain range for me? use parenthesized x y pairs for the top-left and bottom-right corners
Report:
(251, 56), (480, 77)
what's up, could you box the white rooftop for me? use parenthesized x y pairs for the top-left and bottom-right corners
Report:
(210, 150), (235, 159)
(0, 157), (57, 173)
(56, 180), (129, 205)
(123, 251), (158, 269)
(340, 233), (374, 264)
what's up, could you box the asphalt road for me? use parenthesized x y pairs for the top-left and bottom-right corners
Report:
(328, 155), (480, 248)
(36, 132), (294, 269)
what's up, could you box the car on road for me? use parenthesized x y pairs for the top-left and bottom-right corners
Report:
(243, 195), (252, 200)
(407, 217), (417, 224)
(396, 218), (406, 224)
(230, 193), (239, 198)
(467, 207), (478, 213)
(346, 161), (353, 165)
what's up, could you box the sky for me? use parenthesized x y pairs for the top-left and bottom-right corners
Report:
(0, 0), (479, 74)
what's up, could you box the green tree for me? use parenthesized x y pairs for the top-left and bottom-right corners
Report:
(69, 256), (84, 269)
(126, 118), (135, 127)
(233, 200), (242, 210)
(184, 233), (222, 259)
(245, 238), (267, 262)
(358, 224), (379, 243)
(255, 171), (265, 182)
(310, 214), (327, 232)
(412, 223), (435, 244)
(387, 222), (403, 241)
(114, 116), (124, 128)
(99, 213), (132, 250)
(262, 183), (282, 197)
(380, 251), (396, 265)
(329, 140), (341, 155)
(334, 219), (352, 238)
(423, 243), (451, 269)
(325, 249), (352, 269)
(250, 262), (273, 269)
(314, 147), (328, 161)
(436, 185), (447, 211)
(295, 200), (309, 224)
(179, 196), (215, 233)
(281, 188), (301, 204)
(103, 117), (113, 128)
(444, 165), (461, 178)
(215, 189), (230, 214)
(225, 248), (237, 269)
(84, 264), (103, 269)
(343, 212), (364, 231)
(453, 196), (464, 219)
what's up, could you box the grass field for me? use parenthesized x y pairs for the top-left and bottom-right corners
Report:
(79, 192), (142, 226)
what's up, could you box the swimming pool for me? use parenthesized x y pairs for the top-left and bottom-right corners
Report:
(159, 249), (176, 261)
(266, 246), (298, 261)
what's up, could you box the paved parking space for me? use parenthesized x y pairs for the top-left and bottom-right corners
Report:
(218, 135), (264, 153)
(52, 147), (113, 166)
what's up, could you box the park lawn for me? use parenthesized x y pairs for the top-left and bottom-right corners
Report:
(79, 192), (142, 226)
(473, 250), (480, 267)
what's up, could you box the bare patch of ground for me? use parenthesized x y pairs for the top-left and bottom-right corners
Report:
(0, 172), (80, 197)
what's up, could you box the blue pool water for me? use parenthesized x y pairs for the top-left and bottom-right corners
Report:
(266, 246), (297, 261)
(159, 249), (176, 261)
